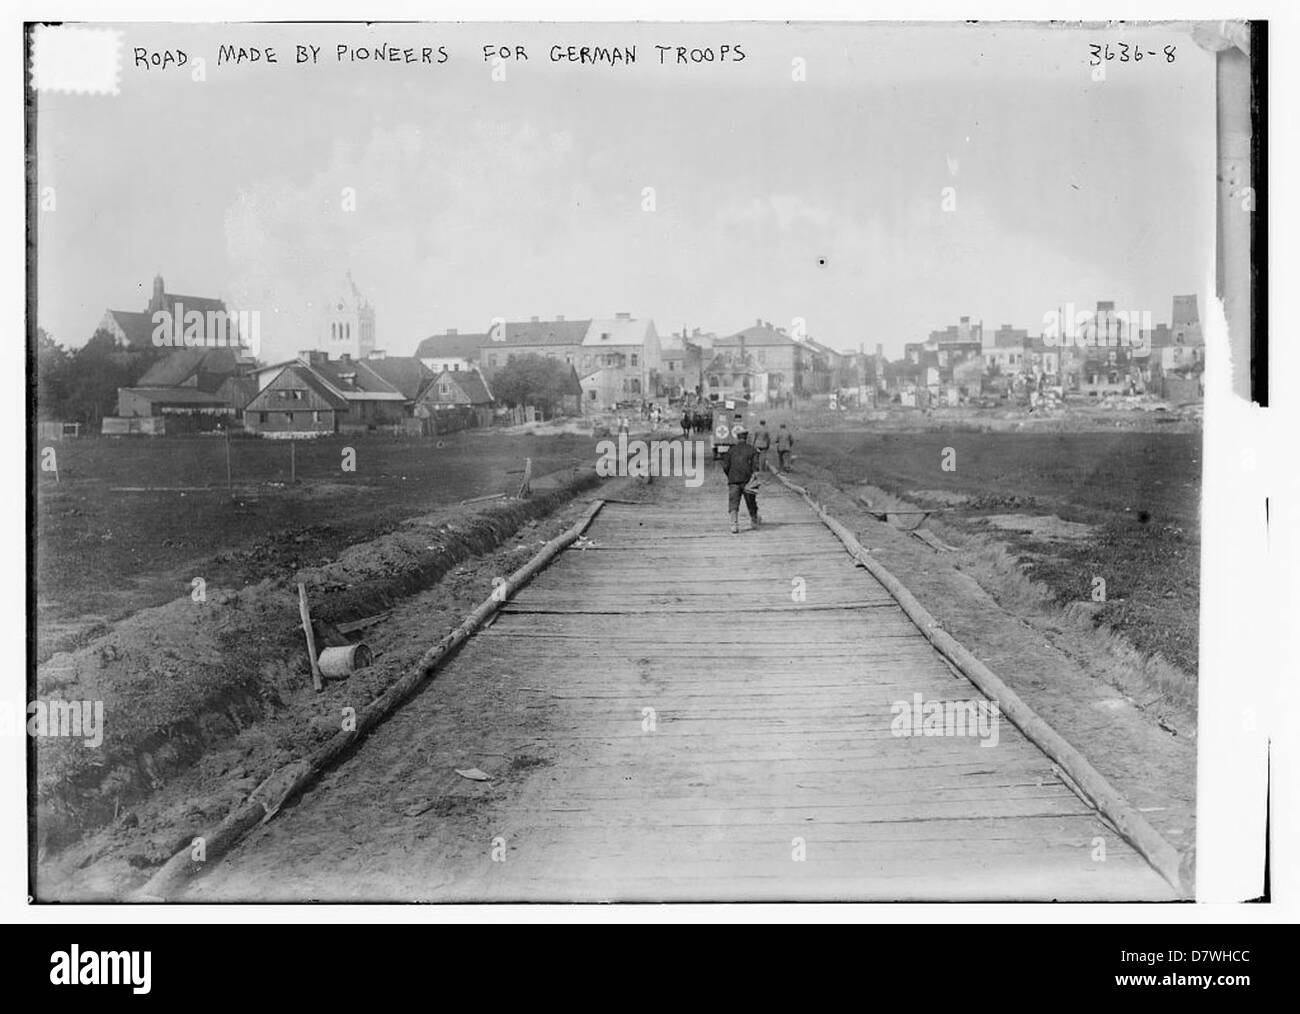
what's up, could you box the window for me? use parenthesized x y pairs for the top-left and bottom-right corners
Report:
(631, 354), (639, 367)
(488, 354), (498, 367)
(313, 411), (322, 423)
(452, 363), (460, 371)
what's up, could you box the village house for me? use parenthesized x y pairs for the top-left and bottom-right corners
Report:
(110, 347), (256, 434)
(707, 320), (816, 403)
(414, 367), (496, 432)
(415, 328), (489, 373)
(477, 316), (592, 377)
(578, 313), (660, 408)
(361, 351), (436, 408)
(243, 351), (406, 436)
(241, 362), (349, 436)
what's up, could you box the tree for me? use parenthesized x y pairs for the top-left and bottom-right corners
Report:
(491, 354), (574, 419)
(43, 328), (174, 428)
(35, 328), (72, 420)
(62, 329), (138, 428)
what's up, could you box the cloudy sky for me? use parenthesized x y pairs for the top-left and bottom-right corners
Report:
(34, 21), (1216, 360)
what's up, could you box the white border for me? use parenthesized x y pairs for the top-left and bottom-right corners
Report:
(6, 0), (1297, 926)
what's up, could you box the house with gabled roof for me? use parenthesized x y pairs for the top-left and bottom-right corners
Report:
(577, 314), (660, 408)
(243, 351), (407, 435)
(361, 353), (435, 405)
(709, 320), (816, 400)
(416, 329), (490, 374)
(242, 362), (350, 437)
(113, 346), (257, 431)
(414, 367), (496, 431)
(477, 316), (592, 377)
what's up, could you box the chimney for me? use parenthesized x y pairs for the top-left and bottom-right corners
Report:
(615, 312), (631, 320)
(446, 328), (458, 336)
(960, 316), (970, 324)
(369, 349), (386, 360)
(150, 274), (165, 312)
(556, 315), (565, 322)
(876, 343), (883, 360)
(301, 349), (327, 365)
(530, 315), (540, 323)
(340, 352), (352, 363)
(756, 318), (763, 327)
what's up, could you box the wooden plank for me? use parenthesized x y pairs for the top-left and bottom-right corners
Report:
(181, 470), (1175, 903)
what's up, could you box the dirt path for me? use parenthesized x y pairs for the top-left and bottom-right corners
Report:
(182, 470), (1175, 902)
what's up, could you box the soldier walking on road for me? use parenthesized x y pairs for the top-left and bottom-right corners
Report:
(753, 419), (772, 474)
(775, 423), (794, 471)
(721, 424), (761, 534)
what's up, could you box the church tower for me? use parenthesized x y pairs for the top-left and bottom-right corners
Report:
(322, 270), (376, 359)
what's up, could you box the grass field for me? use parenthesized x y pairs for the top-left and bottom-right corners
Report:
(796, 429), (1202, 676)
(34, 430), (600, 661)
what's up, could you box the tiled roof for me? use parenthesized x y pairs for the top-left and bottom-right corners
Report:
(308, 358), (406, 400)
(363, 356), (434, 401)
(105, 310), (156, 347)
(247, 365), (350, 411)
(720, 322), (803, 347)
(582, 317), (654, 347)
(137, 348), (241, 388)
(444, 369), (493, 404)
(491, 319), (592, 347)
(415, 331), (490, 360)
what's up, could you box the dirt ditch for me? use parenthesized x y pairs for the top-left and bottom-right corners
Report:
(33, 468), (607, 891)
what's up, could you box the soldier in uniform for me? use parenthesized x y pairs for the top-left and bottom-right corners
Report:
(720, 424), (761, 534)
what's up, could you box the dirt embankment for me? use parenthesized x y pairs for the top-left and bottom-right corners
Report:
(34, 469), (606, 872)
(781, 462), (1196, 861)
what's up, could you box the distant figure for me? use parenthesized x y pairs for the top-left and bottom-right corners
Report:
(681, 408), (691, 438)
(721, 424), (761, 534)
(753, 419), (772, 473)
(775, 423), (794, 471)
(618, 415), (630, 436)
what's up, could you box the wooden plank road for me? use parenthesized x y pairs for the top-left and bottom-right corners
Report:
(186, 467), (1176, 901)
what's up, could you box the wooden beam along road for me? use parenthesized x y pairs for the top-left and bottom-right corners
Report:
(185, 468), (1177, 901)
